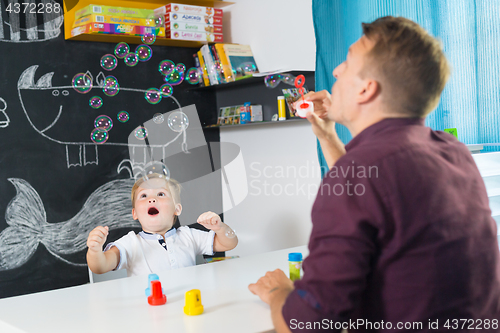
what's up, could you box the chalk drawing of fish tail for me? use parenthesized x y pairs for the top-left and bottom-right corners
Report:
(0, 178), (140, 271)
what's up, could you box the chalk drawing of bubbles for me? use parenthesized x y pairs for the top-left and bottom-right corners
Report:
(0, 97), (9, 128)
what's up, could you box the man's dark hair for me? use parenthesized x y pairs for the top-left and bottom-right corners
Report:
(361, 16), (450, 117)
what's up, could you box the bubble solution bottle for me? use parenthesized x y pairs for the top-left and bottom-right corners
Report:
(288, 252), (303, 282)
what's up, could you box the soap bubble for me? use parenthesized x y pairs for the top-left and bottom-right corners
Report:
(220, 67), (235, 82)
(94, 115), (113, 131)
(89, 96), (103, 109)
(136, 44), (152, 62)
(186, 67), (201, 84)
(237, 62), (257, 75)
(159, 83), (173, 97)
(164, 69), (183, 85)
(225, 229), (236, 238)
(104, 75), (118, 86)
(141, 160), (170, 180)
(103, 85), (119, 97)
(100, 54), (117, 71)
(280, 74), (296, 86)
(153, 113), (164, 124)
(124, 52), (139, 67)
(141, 33), (156, 45)
(90, 127), (109, 144)
(145, 88), (162, 104)
(264, 74), (281, 88)
(134, 126), (148, 140)
(114, 42), (130, 59)
(176, 63), (186, 73)
(102, 76), (119, 97)
(159, 60), (175, 75)
(72, 73), (92, 94)
(168, 111), (189, 132)
(154, 16), (163, 28)
(117, 111), (129, 123)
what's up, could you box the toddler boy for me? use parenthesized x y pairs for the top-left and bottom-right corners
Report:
(87, 173), (238, 276)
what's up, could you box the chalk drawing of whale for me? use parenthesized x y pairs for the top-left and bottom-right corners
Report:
(0, 0), (63, 43)
(18, 65), (189, 168)
(0, 177), (139, 270)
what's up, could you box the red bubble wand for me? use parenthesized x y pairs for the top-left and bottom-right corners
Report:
(294, 74), (314, 118)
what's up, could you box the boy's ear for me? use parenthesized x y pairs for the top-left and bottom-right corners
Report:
(132, 208), (138, 220)
(174, 204), (182, 216)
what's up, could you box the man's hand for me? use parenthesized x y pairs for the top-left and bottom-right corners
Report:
(248, 269), (294, 304)
(87, 226), (109, 253)
(303, 90), (337, 141)
(303, 90), (331, 119)
(197, 211), (222, 231)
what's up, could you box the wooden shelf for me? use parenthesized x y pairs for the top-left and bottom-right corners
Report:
(204, 118), (308, 129)
(191, 70), (315, 91)
(63, 0), (234, 47)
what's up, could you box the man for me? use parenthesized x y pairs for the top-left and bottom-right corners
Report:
(249, 16), (500, 332)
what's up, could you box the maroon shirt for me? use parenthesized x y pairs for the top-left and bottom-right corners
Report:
(283, 118), (500, 332)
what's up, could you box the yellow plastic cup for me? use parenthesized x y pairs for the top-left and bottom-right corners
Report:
(183, 289), (204, 316)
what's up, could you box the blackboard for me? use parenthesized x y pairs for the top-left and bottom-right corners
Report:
(0, 0), (220, 298)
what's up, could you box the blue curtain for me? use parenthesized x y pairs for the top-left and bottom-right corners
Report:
(313, 0), (500, 177)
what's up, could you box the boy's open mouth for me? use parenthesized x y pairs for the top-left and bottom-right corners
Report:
(148, 207), (159, 215)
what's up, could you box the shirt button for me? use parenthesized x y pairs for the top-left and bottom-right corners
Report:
(162, 243), (167, 247)
(157, 235), (162, 239)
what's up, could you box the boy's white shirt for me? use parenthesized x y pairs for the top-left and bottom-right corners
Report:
(104, 226), (215, 277)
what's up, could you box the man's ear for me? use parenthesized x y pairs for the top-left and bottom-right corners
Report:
(357, 79), (379, 104)
(175, 204), (182, 216)
(132, 208), (138, 220)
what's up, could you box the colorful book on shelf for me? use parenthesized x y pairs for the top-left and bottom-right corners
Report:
(197, 50), (210, 86)
(73, 14), (155, 28)
(282, 87), (309, 118)
(201, 44), (220, 85)
(71, 23), (165, 37)
(214, 43), (235, 83)
(222, 44), (259, 80)
(210, 44), (226, 83)
(218, 106), (234, 125)
(192, 53), (205, 87)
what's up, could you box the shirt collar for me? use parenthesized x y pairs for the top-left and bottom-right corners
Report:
(139, 228), (177, 240)
(345, 117), (425, 151)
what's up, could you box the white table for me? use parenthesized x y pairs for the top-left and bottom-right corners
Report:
(0, 245), (308, 333)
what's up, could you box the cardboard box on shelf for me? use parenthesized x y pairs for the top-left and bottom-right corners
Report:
(164, 12), (223, 26)
(166, 30), (223, 42)
(165, 21), (222, 34)
(154, 3), (223, 17)
(75, 4), (153, 20)
(73, 14), (155, 28)
(71, 22), (165, 37)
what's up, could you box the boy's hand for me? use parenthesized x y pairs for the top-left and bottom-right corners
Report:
(197, 211), (222, 231)
(87, 226), (109, 253)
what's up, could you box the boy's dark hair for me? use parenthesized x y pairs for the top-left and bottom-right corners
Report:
(361, 16), (450, 117)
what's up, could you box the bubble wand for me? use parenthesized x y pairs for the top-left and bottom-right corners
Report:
(294, 75), (314, 118)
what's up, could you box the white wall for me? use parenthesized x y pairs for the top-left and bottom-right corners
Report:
(222, 121), (321, 257)
(220, 0), (318, 257)
(223, 0), (316, 73)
